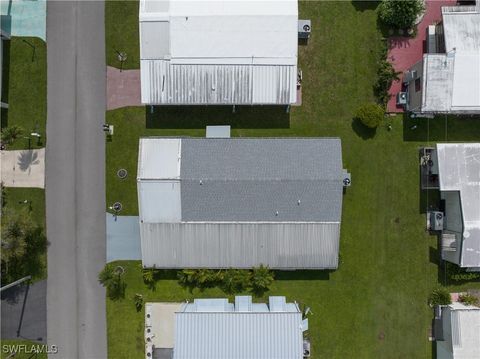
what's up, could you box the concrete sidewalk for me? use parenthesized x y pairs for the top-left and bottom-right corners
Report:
(1, 149), (45, 188)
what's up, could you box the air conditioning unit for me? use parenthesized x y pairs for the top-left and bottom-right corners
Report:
(303, 339), (311, 358)
(298, 20), (311, 39)
(429, 211), (444, 231)
(403, 70), (418, 83)
(396, 92), (407, 106)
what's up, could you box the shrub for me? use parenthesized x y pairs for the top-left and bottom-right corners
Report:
(220, 269), (251, 294)
(355, 103), (385, 129)
(458, 293), (479, 306)
(378, 0), (425, 29)
(374, 47), (400, 106)
(428, 288), (451, 307)
(446, 262), (480, 282)
(1, 126), (23, 144)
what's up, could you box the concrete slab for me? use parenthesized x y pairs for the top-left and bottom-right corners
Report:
(1, 149), (45, 188)
(106, 214), (141, 262)
(107, 66), (141, 110)
(145, 302), (183, 349)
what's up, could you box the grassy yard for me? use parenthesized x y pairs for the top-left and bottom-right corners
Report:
(105, 0), (140, 69)
(1, 37), (47, 150)
(105, 1), (480, 359)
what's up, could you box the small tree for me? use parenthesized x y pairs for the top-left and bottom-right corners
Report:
(251, 265), (274, 296)
(428, 288), (451, 307)
(221, 269), (250, 294)
(143, 268), (156, 289)
(98, 264), (126, 300)
(1, 209), (34, 263)
(378, 0), (425, 30)
(459, 293), (479, 306)
(1, 126), (24, 144)
(355, 103), (384, 129)
(133, 293), (144, 312)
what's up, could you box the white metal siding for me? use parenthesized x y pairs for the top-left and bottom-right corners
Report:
(141, 60), (297, 105)
(140, 222), (340, 269)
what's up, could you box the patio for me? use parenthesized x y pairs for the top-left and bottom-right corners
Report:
(386, 0), (456, 113)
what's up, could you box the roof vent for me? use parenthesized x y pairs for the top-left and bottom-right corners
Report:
(275, 211), (279, 216)
(199, 180), (203, 185)
(297, 199), (301, 205)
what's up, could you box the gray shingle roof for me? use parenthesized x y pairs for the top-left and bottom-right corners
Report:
(180, 138), (344, 222)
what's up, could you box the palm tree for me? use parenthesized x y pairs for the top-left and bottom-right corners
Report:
(251, 264), (274, 296)
(1, 125), (23, 144)
(98, 264), (126, 300)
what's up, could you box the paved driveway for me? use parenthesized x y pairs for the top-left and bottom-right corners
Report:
(0, 0), (46, 40)
(1, 149), (45, 188)
(107, 66), (141, 110)
(107, 214), (141, 262)
(1, 280), (47, 343)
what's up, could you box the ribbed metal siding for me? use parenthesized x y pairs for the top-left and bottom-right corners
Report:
(141, 60), (296, 105)
(141, 222), (340, 269)
(173, 312), (303, 359)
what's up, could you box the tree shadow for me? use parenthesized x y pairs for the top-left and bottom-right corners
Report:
(17, 150), (40, 172)
(145, 105), (290, 129)
(351, 1), (380, 12)
(351, 118), (377, 140)
(274, 270), (332, 281)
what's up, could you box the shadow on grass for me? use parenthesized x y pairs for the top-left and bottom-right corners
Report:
(1, 36), (10, 104)
(351, 0), (380, 12)
(145, 105), (290, 129)
(274, 270), (332, 281)
(403, 114), (480, 142)
(1, 108), (8, 128)
(419, 189), (441, 215)
(351, 118), (377, 140)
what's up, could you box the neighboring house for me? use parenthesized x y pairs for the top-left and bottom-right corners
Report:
(145, 296), (309, 359)
(0, 29), (10, 110)
(424, 143), (480, 270)
(403, 6), (480, 115)
(436, 302), (480, 359)
(139, 0), (298, 105)
(137, 137), (350, 269)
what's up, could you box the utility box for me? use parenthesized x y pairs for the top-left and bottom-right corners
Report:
(298, 20), (311, 39)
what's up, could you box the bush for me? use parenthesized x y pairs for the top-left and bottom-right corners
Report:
(355, 103), (384, 129)
(220, 269), (251, 294)
(378, 0), (425, 29)
(428, 288), (451, 307)
(458, 293), (479, 306)
(1, 126), (23, 145)
(374, 42), (400, 106)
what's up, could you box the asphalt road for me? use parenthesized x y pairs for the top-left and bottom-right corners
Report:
(46, 1), (107, 358)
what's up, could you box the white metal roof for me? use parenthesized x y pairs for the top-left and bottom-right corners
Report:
(438, 303), (480, 359)
(139, 0), (298, 104)
(420, 6), (480, 114)
(437, 143), (480, 267)
(173, 296), (304, 359)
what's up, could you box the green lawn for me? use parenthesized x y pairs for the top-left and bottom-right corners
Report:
(105, 0), (140, 69)
(0, 340), (47, 359)
(1, 37), (47, 150)
(105, 1), (480, 358)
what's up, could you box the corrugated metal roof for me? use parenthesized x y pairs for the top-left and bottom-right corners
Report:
(437, 143), (480, 268)
(140, 61), (296, 104)
(139, 0), (298, 105)
(173, 296), (303, 359)
(140, 222), (340, 269)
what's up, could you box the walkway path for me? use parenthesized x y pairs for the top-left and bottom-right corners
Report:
(1, 148), (45, 188)
(107, 66), (141, 110)
(46, 1), (107, 358)
(387, 0), (456, 113)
